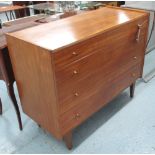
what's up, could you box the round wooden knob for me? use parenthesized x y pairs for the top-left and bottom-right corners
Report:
(74, 92), (79, 97)
(72, 52), (77, 56)
(133, 56), (137, 60)
(73, 70), (78, 75)
(74, 113), (80, 120)
(132, 73), (136, 77)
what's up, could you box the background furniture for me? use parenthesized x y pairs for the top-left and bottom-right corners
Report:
(0, 45), (22, 130)
(12, 1), (48, 18)
(12, 1), (30, 18)
(98, 1), (125, 7)
(28, 2), (56, 15)
(7, 7), (149, 149)
(0, 5), (26, 21)
(31, 1), (48, 14)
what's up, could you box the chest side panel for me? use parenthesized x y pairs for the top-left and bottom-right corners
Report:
(6, 36), (61, 139)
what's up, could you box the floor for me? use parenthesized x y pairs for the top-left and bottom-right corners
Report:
(0, 3), (155, 153)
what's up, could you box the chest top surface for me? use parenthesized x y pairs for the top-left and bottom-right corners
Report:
(7, 7), (148, 52)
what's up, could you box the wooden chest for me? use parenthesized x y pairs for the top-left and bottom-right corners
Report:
(6, 7), (149, 149)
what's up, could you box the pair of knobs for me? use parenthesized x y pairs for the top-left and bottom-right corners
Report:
(132, 56), (137, 77)
(72, 52), (78, 75)
(73, 70), (78, 97)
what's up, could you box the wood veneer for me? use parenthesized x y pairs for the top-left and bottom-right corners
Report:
(6, 7), (149, 149)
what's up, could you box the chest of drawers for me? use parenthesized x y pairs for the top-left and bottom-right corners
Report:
(6, 7), (149, 149)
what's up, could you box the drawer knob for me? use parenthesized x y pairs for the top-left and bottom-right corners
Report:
(74, 92), (79, 97)
(74, 113), (80, 120)
(72, 52), (78, 56)
(73, 70), (78, 75)
(133, 56), (137, 60)
(132, 73), (136, 77)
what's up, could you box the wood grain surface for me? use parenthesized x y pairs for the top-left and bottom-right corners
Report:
(7, 36), (61, 138)
(6, 7), (149, 148)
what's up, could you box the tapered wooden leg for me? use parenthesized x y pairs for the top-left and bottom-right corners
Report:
(0, 97), (2, 115)
(7, 83), (23, 130)
(63, 131), (73, 150)
(130, 82), (136, 98)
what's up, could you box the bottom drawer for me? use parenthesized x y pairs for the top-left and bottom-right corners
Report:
(60, 63), (142, 135)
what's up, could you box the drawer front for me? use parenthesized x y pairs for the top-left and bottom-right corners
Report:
(60, 64), (141, 135)
(53, 15), (148, 70)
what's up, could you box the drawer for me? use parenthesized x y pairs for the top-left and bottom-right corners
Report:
(53, 16), (148, 70)
(60, 64), (141, 135)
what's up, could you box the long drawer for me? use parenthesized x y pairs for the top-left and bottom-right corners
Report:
(53, 16), (148, 71)
(60, 63), (141, 135)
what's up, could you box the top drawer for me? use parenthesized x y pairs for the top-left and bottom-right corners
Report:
(53, 16), (148, 70)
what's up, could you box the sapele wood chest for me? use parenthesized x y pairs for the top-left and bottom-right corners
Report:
(6, 7), (149, 149)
